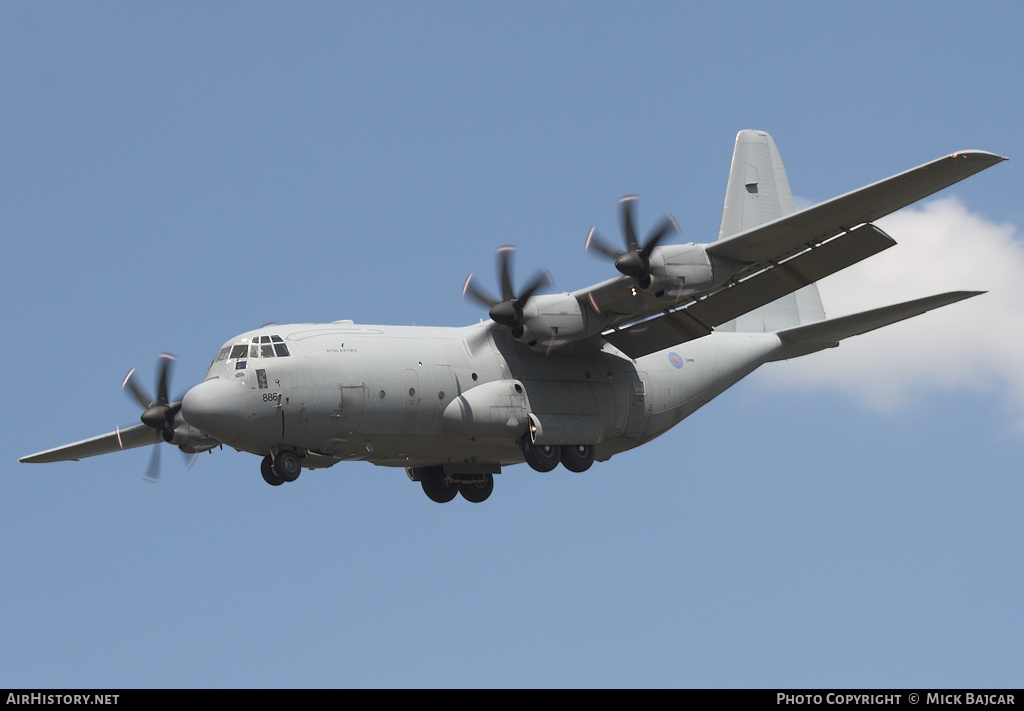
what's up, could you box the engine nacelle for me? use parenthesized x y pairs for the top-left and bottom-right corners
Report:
(167, 421), (221, 454)
(638, 243), (716, 298)
(511, 293), (587, 351)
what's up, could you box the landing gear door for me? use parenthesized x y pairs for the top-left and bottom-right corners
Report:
(622, 370), (649, 438)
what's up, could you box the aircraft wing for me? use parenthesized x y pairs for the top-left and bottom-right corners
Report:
(601, 222), (896, 358)
(19, 423), (163, 464)
(707, 150), (1007, 264)
(573, 150), (1004, 356)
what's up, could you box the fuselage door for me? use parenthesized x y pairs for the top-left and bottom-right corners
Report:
(622, 370), (649, 438)
(334, 385), (365, 435)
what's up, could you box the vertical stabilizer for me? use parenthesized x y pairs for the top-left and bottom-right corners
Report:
(716, 130), (825, 332)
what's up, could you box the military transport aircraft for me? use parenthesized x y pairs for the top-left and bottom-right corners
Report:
(20, 131), (1007, 503)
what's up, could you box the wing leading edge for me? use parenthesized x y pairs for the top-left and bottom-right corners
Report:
(19, 423), (163, 464)
(708, 150), (1007, 265)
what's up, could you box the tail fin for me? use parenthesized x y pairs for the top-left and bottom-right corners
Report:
(716, 130), (825, 332)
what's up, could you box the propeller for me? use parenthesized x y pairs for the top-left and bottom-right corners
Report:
(586, 195), (678, 284)
(122, 353), (183, 483)
(463, 245), (553, 329)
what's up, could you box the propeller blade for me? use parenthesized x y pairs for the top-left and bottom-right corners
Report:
(585, 227), (623, 261)
(181, 450), (198, 471)
(124, 353), (194, 483)
(122, 369), (153, 409)
(129, 354), (182, 438)
(640, 215), (678, 257)
(497, 245), (516, 302)
(593, 196), (679, 283)
(619, 195), (639, 252)
(518, 269), (554, 305)
(144, 443), (161, 483)
(156, 353), (176, 406)
(463, 274), (500, 308)
(465, 246), (553, 330)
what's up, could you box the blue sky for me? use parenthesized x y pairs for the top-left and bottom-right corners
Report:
(2, 1), (1022, 688)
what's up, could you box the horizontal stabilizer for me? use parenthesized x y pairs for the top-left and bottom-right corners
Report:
(603, 223), (894, 358)
(768, 291), (984, 361)
(708, 151), (1007, 265)
(19, 423), (163, 463)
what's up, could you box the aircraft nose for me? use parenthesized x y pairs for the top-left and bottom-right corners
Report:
(181, 378), (249, 444)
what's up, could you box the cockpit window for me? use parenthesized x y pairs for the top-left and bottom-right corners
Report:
(219, 336), (290, 363)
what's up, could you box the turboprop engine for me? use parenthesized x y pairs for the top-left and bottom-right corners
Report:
(587, 195), (736, 300)
(509, 292), (587, 350)
(634, 242), (716, 298)
(463, 246), (589, 351)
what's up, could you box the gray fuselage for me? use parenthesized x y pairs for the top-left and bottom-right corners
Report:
(193, 320), (783, 471)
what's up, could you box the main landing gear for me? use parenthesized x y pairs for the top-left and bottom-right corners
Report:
(260, 450), (302, 486)
(414, 466), (494, 504)
(412, 441), (595, 503)
(523, 440), (595, 473)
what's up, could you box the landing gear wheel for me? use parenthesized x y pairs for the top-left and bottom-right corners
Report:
(273, 450), (302, 482)
(420, 466), (458, 503)
(523, 440), (561, 472)
(560, 444), (595, 473)
(261, 456), (284, 486)
(459, 474), (494, 503)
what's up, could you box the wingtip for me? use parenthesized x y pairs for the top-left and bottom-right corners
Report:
(951, 150), (1009, 164)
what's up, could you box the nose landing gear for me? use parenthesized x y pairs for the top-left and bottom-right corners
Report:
(260, 450), (303, 486)
(260, 456), (283, 486)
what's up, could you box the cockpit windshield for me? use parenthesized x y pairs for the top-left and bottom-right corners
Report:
(213, 335), (290, 366)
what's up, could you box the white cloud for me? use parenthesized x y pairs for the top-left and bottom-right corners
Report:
(760, 197), (1024, 425)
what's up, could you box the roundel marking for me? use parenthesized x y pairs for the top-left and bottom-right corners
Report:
(668, 352), (684, 369)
